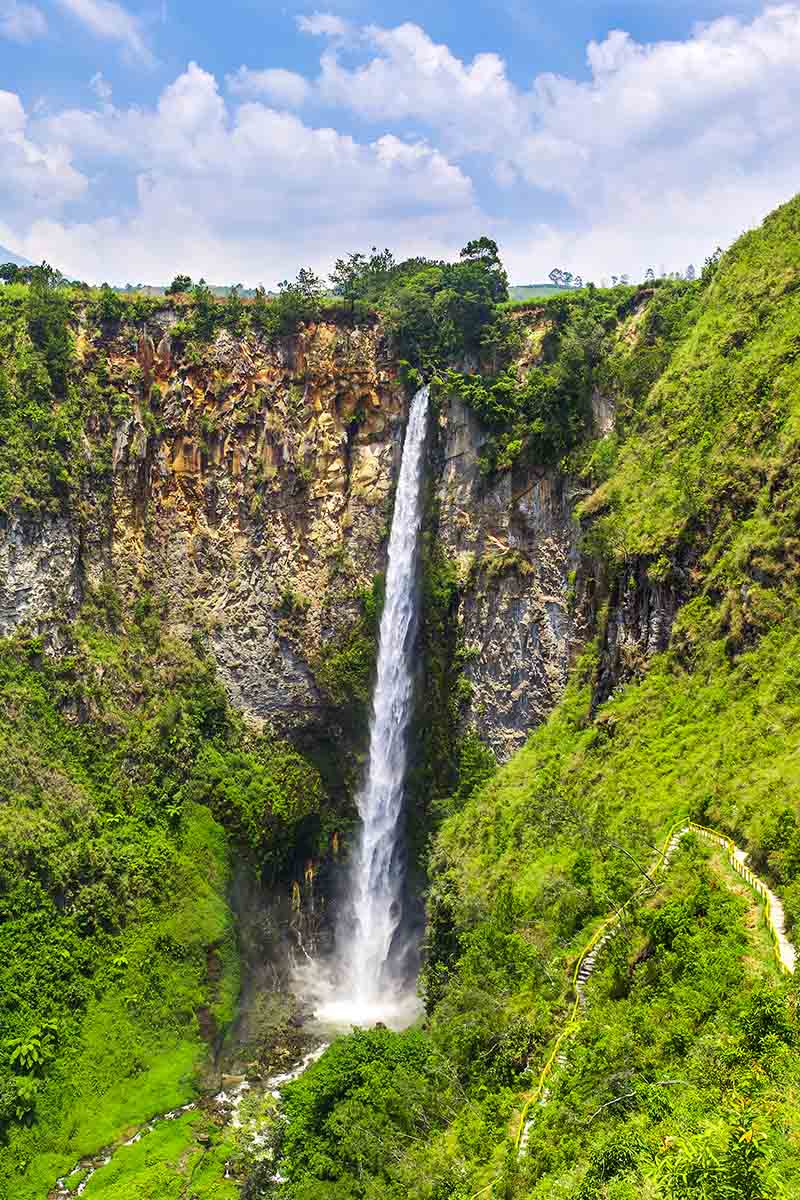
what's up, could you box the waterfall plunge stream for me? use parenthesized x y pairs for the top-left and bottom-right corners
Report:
(310, 385), (429, 1030)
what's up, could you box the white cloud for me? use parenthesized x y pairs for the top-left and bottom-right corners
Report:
(12, 63), (478, 283)
(89, 71), (113, 103)
(0, 89), (87, 226)
(294, 5), (800, 279)
(6, 8), (800, 285)
(500, 4), (800, 276)
(0, 0), (46, 41)
(297, 11), (349, 39)
(227, 66), (310, 107)
(56, 0), (151, 63)
(314, 21), (521, 156)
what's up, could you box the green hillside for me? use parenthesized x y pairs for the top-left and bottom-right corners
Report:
(267, 197), (800, 1198)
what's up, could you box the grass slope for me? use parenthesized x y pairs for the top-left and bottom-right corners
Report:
(508, 285), (563, 300)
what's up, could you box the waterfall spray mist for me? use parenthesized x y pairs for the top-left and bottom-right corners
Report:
(311, 385), (429, 1029)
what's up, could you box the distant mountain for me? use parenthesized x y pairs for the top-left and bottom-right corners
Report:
(508, 283), (562, 300)
(0, 244), (32, 268)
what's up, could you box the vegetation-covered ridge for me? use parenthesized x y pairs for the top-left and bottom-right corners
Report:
(0, 234), (700, 519)
(3, 191), (800, 1200)
(513, 819), (795, 1158)
(0, 237), (511, 518)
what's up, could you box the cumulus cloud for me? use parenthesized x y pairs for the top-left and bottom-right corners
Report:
(0, 0), (46, 40)
(315, 21), (522, 155)
(0, 89), (87, 224)
(12, 63), (478, 283)
(56, 0), (152, 63)
(7, 7), (800, 284)
(293, 4), (800, 278)
(227, 66), (311, 107)
(297, 11), (349, 39)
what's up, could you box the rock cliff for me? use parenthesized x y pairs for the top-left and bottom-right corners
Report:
(0, 310), (673, 763)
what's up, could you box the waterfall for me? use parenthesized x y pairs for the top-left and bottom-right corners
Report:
(313, 384), (429, 1029)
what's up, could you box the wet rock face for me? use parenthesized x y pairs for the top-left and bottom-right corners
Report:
(593, 562), (681, 708)
(433, 395), (581, 760)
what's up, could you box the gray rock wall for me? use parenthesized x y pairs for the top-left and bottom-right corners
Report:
(0, 514), (81, 645)
(432, 394), (581, 759)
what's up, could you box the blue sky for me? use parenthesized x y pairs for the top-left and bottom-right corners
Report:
(0, 0), (798, 284)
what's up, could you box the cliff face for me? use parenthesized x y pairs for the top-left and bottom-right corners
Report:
(0, 312), (671, 762)
(433, 393), (580, 759)
(1, 317), (406, 733)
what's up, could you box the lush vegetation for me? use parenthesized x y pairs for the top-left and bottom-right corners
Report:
(437, 276), (708, 475)
(259, 843), (796, 1199)
(0, 585), (327, 1197)
(0, 238), (509, 515)
(265, 616), (800, 1197)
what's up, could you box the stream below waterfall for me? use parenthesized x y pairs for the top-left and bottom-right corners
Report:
(51, 1041), (329, 1198)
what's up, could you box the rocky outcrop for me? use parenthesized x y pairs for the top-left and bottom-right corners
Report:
(0, 514), (81, 645)
(592, 561), (681, 707)
(433, 394), (580, 760)
(1, 318), (405, 734)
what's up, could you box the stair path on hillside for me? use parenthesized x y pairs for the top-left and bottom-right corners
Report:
(512, 820), (796, 1167)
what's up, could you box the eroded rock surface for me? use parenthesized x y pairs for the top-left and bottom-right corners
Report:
(0, 313), (676, 759)
(434, 394), (580, 759)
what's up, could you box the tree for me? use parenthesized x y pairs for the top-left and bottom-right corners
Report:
(644, 267), (655, 283)
(294, 267), (324, 305)
(267, 268), (324, 335)
(460, 236), (500, 262)
(165, 274), (193, 295)
(330, 247), (396, 312)
(382, 250), (506, 368)
(190, 279), (219, 340)
(93, 283), (126, 323)
(548, 268), (586, 291)
(459, 237), (507, 302)
(0, 263), (20, 284)
(701, 247), (723, 285)
(25, 264), (71, 397)
(251, 285), (270, 332)
(686, 263), (696, 281)
(222, 284), (246, 335)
